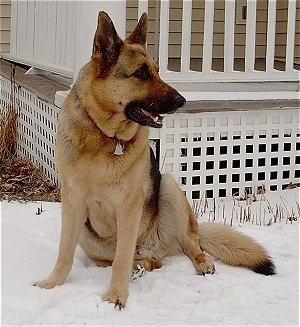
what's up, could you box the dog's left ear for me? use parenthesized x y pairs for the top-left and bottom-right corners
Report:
(126, 12), (148, 48)
(92, 11), (123, 76)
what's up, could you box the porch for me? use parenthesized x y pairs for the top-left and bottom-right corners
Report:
(1, 0), (299, 101)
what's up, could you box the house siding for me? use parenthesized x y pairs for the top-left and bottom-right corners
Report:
(0, 0), (10, 53)
(297, 1), (300, 64)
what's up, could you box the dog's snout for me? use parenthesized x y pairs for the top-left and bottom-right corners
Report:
(174, 94), (186, 108)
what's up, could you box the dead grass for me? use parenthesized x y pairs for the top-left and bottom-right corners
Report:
(0, 105), (18, 162)
(0, 154), (60, 202)
(0, 65), (19, 162)
(193, 188), (299, 227)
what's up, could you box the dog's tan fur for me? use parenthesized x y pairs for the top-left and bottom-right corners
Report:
(35, 12), (275, 308)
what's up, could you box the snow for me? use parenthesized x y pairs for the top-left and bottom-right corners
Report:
(1, 189), (299, 326)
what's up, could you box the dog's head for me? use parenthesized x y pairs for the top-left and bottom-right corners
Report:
(90, 11), (186, 129)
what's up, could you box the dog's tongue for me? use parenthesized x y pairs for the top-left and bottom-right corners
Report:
(141, 109), (163, 124)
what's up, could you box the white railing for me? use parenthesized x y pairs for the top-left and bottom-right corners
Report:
(153, 0), (298, 82)
(2, 0), (299, 99)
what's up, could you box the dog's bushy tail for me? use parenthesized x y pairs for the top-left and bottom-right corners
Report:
(198, 223), (275, 275)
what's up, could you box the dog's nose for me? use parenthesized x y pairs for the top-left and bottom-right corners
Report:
(174, 94), (186, 108)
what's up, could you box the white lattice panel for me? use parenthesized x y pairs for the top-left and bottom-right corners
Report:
(0, 77), (12, 115)
(1, 75), (59, 185)
(160, 110), (300, 201)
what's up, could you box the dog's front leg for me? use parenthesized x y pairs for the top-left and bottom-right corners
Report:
(102, 203), (142, 309)
(34, 187), (87, 289)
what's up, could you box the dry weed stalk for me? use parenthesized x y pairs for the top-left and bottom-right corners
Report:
(194, 186), (298, 228)
(0, 66), (19, 161)
(0, 107), (18, 160)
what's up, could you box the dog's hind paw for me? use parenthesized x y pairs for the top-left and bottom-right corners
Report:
(131, 264), (146, 282)
(195, 253), (216, 276)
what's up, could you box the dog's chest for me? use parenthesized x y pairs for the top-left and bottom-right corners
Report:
(86, 177), (147, 238)
(86, 198), (118, 238)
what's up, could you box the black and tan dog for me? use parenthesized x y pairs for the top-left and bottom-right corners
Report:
(34, 11), (275, 308)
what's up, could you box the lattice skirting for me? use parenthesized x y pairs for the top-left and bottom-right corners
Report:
(159, 111), (300, 200)
(1, 74), (299, 201)
(1, 75), (59, 185)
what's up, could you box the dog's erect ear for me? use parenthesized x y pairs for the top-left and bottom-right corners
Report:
(92, 11), (123, 75)
(125, 12), (148, 48)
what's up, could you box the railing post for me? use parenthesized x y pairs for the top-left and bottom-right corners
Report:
(159, 0), (170, 73)
(202, 0), (214, 73)
(224, 0), (235, 72)
(245, 0), (257, 72)
(181, 0), (193, 72)
(266, 0), (276, 72)
(285, 0), (296, 71)
(154, 1), (160, 62)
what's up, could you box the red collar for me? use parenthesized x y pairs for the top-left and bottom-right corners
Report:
(83, 107), (136, 155)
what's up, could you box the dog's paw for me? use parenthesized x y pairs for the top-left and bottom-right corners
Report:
(102, 288), (129, 310)
(196, 253), (216, 276)
(33, 279), (59, 289)
(131, 264), (146, 282)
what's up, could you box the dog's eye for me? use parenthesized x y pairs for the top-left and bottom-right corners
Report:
(134, 66), (151, 81)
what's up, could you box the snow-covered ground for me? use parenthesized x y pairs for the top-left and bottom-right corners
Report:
(1, 188), (299, 326)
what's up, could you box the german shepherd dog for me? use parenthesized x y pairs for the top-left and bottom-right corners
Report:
(35, 12), (275, 308)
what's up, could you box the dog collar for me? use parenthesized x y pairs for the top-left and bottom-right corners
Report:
(83, 107), (137, 155)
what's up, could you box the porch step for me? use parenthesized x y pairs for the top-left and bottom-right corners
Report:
(175, 81), (299, 102)
(180, 98), (300, 113)
(171, 80), (300, 101)
(170, 80), (299, 93)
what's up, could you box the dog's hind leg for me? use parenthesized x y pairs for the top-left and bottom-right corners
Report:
(159, 173), (215, 275)
(89, 257), (113, 267)
(34, 185), (88, 289)
(133, 258), (162, 271)
(178, 212), (215, 275)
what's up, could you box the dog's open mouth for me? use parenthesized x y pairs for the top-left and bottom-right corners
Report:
(125, 107), (164, 128)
